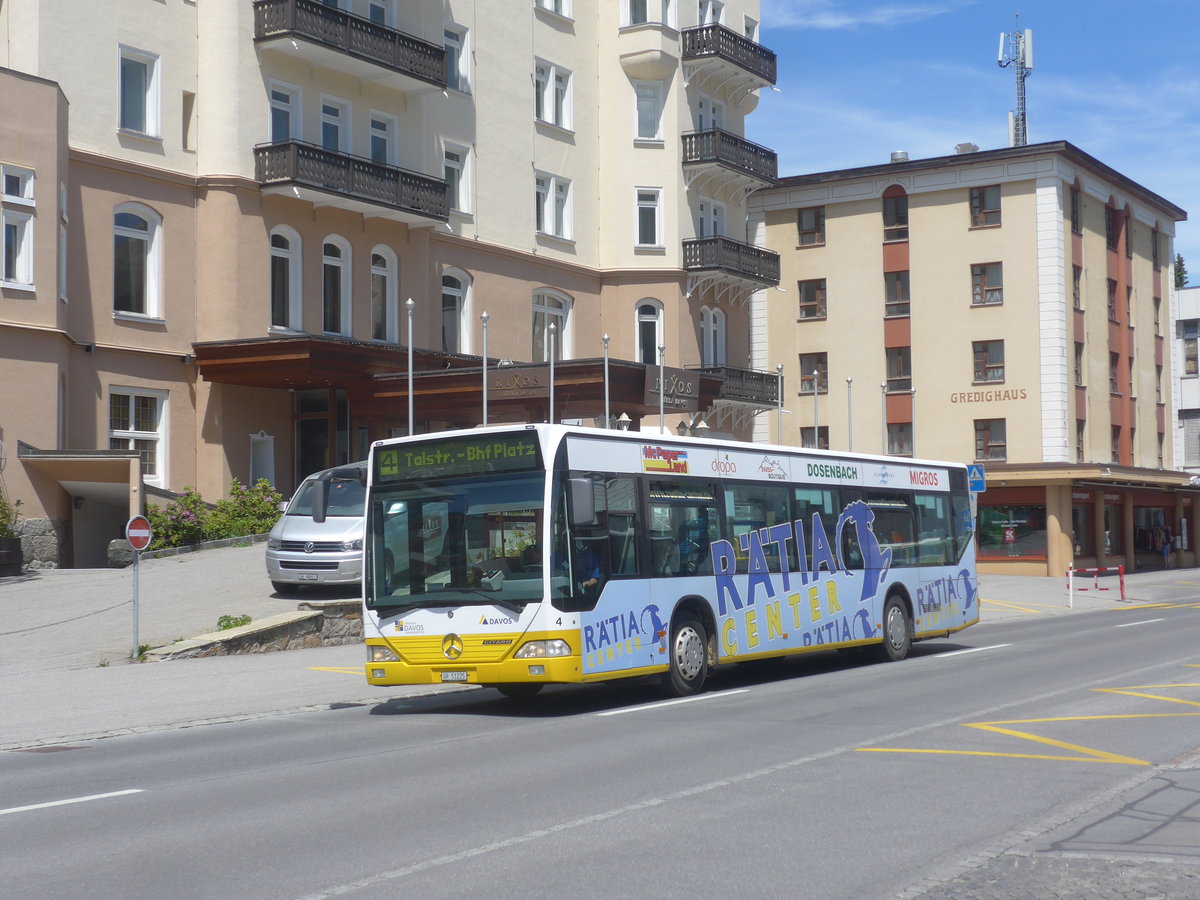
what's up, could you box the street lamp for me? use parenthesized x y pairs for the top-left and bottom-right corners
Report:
(846, 376), (853, 452)
(776, 363), (784, 444)
(658, 344), (666, 433)
(602, 333), (611, 428)
(406, 298), (415, 435)
(481, 311), (489, 427)
(548, 322), (557, 424)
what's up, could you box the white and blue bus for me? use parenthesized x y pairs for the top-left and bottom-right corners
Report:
(350, 424), (978, 698)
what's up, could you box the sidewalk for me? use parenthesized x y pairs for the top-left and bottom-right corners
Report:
(0, 547), (1177, 751)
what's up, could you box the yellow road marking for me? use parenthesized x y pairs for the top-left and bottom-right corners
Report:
(979, 597), (1044, 614)
(308, 666), (365, 676)
(858, 673), (1200, 765)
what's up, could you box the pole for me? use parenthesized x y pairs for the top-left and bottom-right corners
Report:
(480, 311), (489, 427)
(131, 549), (140, 659)
(880, 382), (887, 454)
(602, 333), (611, 428)
(548, 322), (557, 424)
(812, 370), (819, 448)
(911, 388), (917, 457)
(658, 344), (666, 433)
(846, 377), (853, 452)
(406, 298), (415, 435)
(776, 363), (784, 444)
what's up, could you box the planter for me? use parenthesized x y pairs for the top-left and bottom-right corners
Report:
(0, 536), (22, 576)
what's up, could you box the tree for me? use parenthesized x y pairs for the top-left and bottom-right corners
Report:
(1177, 253), (1188, 289)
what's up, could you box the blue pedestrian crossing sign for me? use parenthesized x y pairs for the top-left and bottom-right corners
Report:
(967, 464), (986, 493)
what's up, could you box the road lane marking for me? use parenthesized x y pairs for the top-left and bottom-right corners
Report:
(1115, 618), (1165, 628)
(0, 789), (144, 817)
(308, 666), (366, 676)
(596, 688), (750, 717)
(1093, 684), (1200, 707)
(934, 644), (1011, 659)
(980, 597), (1044, 614)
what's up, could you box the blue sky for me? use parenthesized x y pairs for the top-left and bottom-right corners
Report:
(750, 0), (1199, 282)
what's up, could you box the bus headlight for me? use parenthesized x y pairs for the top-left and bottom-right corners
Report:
(368, 644), (400, 663)
(514, 639), (571, 659)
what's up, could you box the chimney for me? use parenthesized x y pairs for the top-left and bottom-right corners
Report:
(955, 142), (980, 155)
(889, 151), (909, 164)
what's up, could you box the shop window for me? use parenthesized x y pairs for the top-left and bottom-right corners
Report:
(978, 504), (1046, 558)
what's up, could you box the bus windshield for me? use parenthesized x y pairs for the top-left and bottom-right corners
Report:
(367, 472), (546, 613)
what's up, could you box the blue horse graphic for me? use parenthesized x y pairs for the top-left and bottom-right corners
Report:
(835, 500), (893, 603)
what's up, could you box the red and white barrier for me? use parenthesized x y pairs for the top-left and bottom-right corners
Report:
(1066, 565), (1126, 607)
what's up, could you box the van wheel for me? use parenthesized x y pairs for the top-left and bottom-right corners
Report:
(874, 595), (911, 661)
(271, 581), (299, 596)
(663, 615), (708, 697)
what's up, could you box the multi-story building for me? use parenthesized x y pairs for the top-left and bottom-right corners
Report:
(0, 0), (780, 568)
(750, 141), (1190, 577)
(1175, 284), (1200, 475)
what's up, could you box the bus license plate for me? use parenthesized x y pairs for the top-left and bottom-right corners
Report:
(441, 671), (468, 683)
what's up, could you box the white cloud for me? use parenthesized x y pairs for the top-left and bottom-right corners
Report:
(762, 0), (973, 30)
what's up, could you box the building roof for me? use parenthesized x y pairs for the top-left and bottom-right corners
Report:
(760, 140), (1187, 221)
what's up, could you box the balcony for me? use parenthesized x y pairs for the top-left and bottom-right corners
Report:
(255, 141), (448, 225)
(690, 365), (779, 408)
(253, 0), (446, 94)
(681, 23), (776, 102)
(682, 129), (776, 198)
(683, 236), (780, 298)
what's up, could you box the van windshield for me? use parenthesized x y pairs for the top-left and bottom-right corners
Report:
(287, 476), (365, 517)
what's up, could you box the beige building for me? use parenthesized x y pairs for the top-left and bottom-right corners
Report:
(750, 141), (1190, 577)
(0, 0), (781, 568)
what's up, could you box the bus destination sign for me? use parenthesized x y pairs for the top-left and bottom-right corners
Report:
(375, 433), (541, 482)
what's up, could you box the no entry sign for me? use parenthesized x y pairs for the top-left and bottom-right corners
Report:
(125, 515), (153, 552)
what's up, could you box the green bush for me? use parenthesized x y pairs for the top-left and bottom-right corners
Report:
(206, 479), (284, 541)
(145, 479), (283, 550)
(0, 494), (21, 540)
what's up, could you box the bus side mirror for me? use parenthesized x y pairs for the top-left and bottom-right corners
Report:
(568, 478), (595, 527)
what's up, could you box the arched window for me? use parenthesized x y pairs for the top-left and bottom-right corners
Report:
(441, 268), (472, 354)
(532, 290), (572, 362)
(269, 227), (301, 331)
(322, 237), (351, 335)
(370, 246), (397, 342)
(882, 185), (908, 242)
(636, 300), (663, 364)
(700, 305), (726, 366)
(113, 203), (161, 317)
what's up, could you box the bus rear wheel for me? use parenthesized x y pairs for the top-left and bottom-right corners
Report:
(875, 595), (912, 662)
(664, 615), (708, 697)
(496, 683), (544, 700)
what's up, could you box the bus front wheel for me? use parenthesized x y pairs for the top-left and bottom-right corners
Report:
(875, 595), (912, 662)
(664, 615), (708, 697)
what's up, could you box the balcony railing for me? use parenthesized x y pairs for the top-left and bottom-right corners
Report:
(255, 141), (448, 222)
(683, 236), (780, 287)
(681, 23), (776, 86)
(682, 129), (777, 184)
(690, 365), (779, 406)
(253, 0), (446, 89)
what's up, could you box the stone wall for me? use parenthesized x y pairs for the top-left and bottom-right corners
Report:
(15, 518), (69, 570)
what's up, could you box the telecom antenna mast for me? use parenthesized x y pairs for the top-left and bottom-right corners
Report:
(997, 16), (1033, 146)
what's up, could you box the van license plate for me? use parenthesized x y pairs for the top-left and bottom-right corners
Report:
(441, 671), (468, 683)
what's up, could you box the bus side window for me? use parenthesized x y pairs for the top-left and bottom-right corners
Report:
(915, 493), (952, 566)
(794, 487), (839, 573)
(725, 483), (793, 574)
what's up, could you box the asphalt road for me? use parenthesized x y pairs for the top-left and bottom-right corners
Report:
(2, 599), (1198, 899)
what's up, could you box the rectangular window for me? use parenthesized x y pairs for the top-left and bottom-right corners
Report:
(1125, 214), (1133, 259)
(1076, 420), (1085, 463)
(119, 46), (159, 136)
(1187, 337), (1198, 376)
(535, 174), (571, 239)
(885, 347), (911, 392)
(887, 423), (912, 457)
(1156, 365), (1163, 402)
(797, 279), (827, 319)
(800, 426), (830, 451)
(1152, 229), (1162, 270)
(1154, 297), (1162, 333)
(969, 185), (1001, 226)
(636, 188), (660, 246)
(320, 98), (348, 152)
(797, 206), (825, 246)
(884, 270), (909, 317)
(109, 388), (165, 484)
(635, 81), (664, 140)
(368, 0), (391, 25)
(1111, 426), (1121, 463)
(445, 26), (467, 92)
(1072, 265), (1082, 309)
(2, 211), (33, 286)
(883, 195), (908, 241)
(369, 114), (393, 165)
(1070, 187), (1081, 234)
(1110, 352), (1120, 393)
(972, 340), (1005, 383)
(1105, 207), (1118, 251)
(269, 84), (298, 143)
(1, 165), (34, 205)
(534, 60), (571, 129)
(798, 352), (827, 393)
(1107, 279), (1118, 320)
(974, 419), (1006, 461)
(443, 145), (466, 212)
(1074, 342), (1084, 386)
(971, 262), (1003, 306)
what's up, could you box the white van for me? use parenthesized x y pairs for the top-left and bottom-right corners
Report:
(265, 463), (367, 594)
